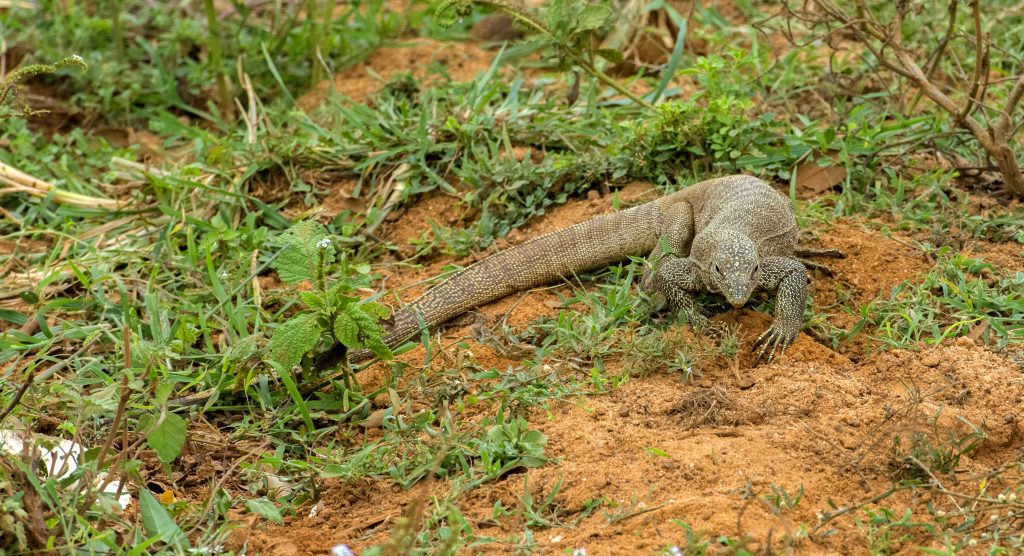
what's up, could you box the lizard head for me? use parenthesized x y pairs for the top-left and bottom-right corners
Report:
(700, 231), (761, 308)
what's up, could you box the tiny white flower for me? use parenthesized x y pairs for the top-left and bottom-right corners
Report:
(571, 549), (587, 556)
(668, 547), (684, 556)
(220, 271), (228, 280)
(331, 545), (356, 556)
(317, 238), (332, 250)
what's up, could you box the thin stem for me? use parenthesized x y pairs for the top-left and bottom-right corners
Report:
(204, 0), (232, 116)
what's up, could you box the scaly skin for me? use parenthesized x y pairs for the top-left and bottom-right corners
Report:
(172, 175), (813, 406)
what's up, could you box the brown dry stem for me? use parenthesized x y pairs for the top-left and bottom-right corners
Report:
(781, 0), (1024, 197)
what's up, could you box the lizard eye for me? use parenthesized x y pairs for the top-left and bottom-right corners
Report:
(714, 263), (722, 275)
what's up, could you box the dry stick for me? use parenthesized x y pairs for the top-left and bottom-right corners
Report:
(909, 0), (959, 113)
(80, 374), (132, 515)
(827, 0), (1024, 194)
(995, 71), (1024, 147)
(0, 342), (92, 427)
(0, 366), (37, 427)
(811, 485), (904, 538)
(905, 455), (965, 515)
(958, 0), (985, 120)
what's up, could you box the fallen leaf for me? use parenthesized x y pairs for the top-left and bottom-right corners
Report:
(794, 152), (847, 197)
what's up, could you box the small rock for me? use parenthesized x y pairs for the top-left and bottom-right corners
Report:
(954, 336), (976, 348)
(921, 352), (942, 367)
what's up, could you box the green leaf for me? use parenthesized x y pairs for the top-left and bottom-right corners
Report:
(333, 311), (362, 348)
(246, 497), (284, 524)
(299, 291), (327, 312)
(576, 4), (612, 32)
(327, 282), (358, 311)
(226, 334), (261, 369)
(359, 302), (390, 319)
(365, 335), (394, 360)
(269, 313), (322, 371)
(644, 446), (670, 457)
(273, 221), (333, 284)
(596, 48), (624, 64)
(143, 412), (187, 464)
(139, 489), (187, 545)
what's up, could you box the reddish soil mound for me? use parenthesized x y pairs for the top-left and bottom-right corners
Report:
(229, 179), (1023, 554)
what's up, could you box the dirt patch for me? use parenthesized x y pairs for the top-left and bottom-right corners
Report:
(298, 39), (498, 109)
(241, 336), (1023, 554)
(803, 221), (932, 334)
(228, 179), (1024, 553)
(964, 241), (1024, 271)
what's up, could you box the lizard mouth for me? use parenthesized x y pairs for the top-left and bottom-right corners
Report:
(725, 287), (751, 308)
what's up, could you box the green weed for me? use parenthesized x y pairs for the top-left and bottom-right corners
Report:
(851, 250), (1024, 349)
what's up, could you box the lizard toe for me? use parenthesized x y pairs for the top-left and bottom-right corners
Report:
(753, 327), (797, 365)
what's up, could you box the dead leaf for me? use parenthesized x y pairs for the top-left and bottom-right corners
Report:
(362, 409), (388, 429)
(794, 152), (847, 197)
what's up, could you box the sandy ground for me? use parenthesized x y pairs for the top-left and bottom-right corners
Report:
(183, 19), (1023, 556)
(226, 177), (1023, 554)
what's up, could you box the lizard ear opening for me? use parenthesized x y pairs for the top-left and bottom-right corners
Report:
(714, 263), (722, 275)
(751, 263), (759, 277)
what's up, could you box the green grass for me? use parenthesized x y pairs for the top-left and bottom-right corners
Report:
(2, 0), (1024, 552)
(850, 249), (1024, 349)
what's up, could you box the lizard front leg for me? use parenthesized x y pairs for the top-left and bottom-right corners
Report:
(752, 256), (809, 363)
(641, 255), (712, 332)
(639, 201), (694, 291)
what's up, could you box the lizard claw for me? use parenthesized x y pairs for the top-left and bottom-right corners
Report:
(752, 325), (797, 365)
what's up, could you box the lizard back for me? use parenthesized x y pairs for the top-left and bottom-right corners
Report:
(692, 175), (798, 256)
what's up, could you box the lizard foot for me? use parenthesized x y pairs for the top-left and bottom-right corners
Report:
(793, 247), (846, 259)
(795, 257), (837, 277)
(752, 324), (798, 364)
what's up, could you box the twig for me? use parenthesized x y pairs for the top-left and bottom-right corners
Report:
(799, 0), (1024, 196)
(0, 367), (37, 427)
(0, 342), (92, 426)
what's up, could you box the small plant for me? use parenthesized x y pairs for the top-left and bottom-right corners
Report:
(853, 251), (1024, 349)
(266, 221), (392, 385)
(890, 422), (987, 481)
(602, 492), (665, 525)
(762, 483), (804, 513)
(0, 54), (86, 120)
(518, 475), (564, 528)
(778, 0), (1024, 197)
(855, 508), (934, 556)
(471, 412), (548, 479)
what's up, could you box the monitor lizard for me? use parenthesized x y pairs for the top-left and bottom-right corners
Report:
(172, 174), (839, 406)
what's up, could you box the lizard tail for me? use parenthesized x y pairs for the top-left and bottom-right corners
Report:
(348, 202), (663, 363)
